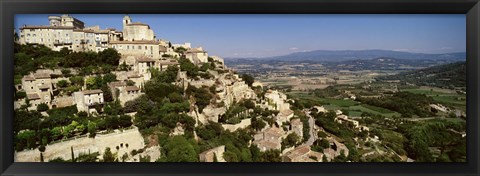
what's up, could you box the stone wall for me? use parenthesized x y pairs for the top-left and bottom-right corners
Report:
(222, 118), (251, 132)
(15, 127), (145, 162)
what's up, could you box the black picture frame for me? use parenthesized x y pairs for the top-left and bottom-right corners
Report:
(1, 0), (479, 176)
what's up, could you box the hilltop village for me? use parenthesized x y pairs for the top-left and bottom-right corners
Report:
(13, 15), (466, 163)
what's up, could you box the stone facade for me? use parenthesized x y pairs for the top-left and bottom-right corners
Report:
(282, 145), (324, 162)
(185, 47), (208, 64)
(73, 89), (104, 113)
(252, 127), (284, 152)
(290, 118), (303, 139)
(199, 145), (226, 162)
(19, 15), (122, 52)
(21, 73), (54, 110)
(122, 15), (155, 41)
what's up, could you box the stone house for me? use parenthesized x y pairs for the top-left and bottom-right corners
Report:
(199, 145), (226, 162)
(282, 145), (324, 162)
(73, 89), (104, 114)
(185, 47), (208, 65)
(335, 115), (359, 128)
(275, 109), (294, 126)
(290, 118), (303, 139)
(252, 127), (284, 152)
(21, 73), (54, 110)
(19, 14), (121, 52)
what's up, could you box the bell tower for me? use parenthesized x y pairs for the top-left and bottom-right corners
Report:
(123, 15), (131, 27)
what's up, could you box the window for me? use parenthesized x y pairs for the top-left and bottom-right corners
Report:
(31, 87), (33, 90)
(145, 46), (147, 50)
(89, 99), (92, 103)
(99, 98), (101, 102)
(138, 46), (141, 49)
(127, 45), (129, 49)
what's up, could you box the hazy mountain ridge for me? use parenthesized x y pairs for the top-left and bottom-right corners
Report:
(225, 49), (466, 64)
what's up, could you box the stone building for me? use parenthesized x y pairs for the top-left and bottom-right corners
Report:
(21, 73), (54, 110)
(120, 86), (142, 106)
(109, 40), (163, 59)
(290, 118), (303, 139)
(185, 47), (209, 64)
(282, 145), (324, 162)
(264, 90), (291, 111)
(73, 89), (104, 114)
(19, 14), (122, 52)
(199, 145), (226, 162)
(252, 127), (284, 152)
(122, 15), (155, 41)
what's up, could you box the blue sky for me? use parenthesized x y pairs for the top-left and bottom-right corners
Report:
(15, 14), (466, 58)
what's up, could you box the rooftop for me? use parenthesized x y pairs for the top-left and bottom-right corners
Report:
(109, 40), (160, 45)
(27, 93), (40, 100)
(136, 57), (156, 62)
(20, 25), (74, 30)
(82, 89), (103, 95)
(107, 81), (126, 88)
(125, 86), (140, 91)
(34, 73), (51, 79)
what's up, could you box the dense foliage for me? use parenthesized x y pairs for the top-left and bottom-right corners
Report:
(356, 92), (435, 118)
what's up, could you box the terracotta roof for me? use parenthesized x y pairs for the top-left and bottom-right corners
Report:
(125, 86), (140, 91)
(38, 84), (50, 90)
(34, 73), (51, 79)
(291, 119), (302, 126)
(108, 81), (126, 88)
(94, 30), (109, 34)
(23, 76), (35, 81)
(186, 48), (206, 53)
(127, 22), (149, 26)
(109, 40), (160, 45)
(27, 93), (41, 100)
(20, 25), (74, 30)
(128, 74), (142, 78)
(284, 145), (311, 159)
(253, 140), (280, 150)
(82, 89), (103, 95)
(279, 109), (294, 117)
(264, 127), (283, 138)
(136, 57), (155, 62)
(157, 60), (178, 65)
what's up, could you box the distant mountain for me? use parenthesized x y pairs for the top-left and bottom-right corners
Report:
(378, 61), (466, 88)
(323, 57), (457, 71)
(225, 49), (466, 63)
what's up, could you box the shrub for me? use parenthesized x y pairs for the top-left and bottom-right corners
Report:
(37, 103), (49, 112)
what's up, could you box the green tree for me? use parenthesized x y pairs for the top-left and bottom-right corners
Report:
(102, 147), (118, 162)
(36, 103), (49, 112)
(87, 121), (97, 138)
(57, 80), (69, 88)
(163, 136), (198, 162)
(281, 133), (300, 149)
(241, 74), (255, 87)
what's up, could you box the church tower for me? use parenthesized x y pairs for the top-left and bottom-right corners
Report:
(123, 15), (131, 27)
